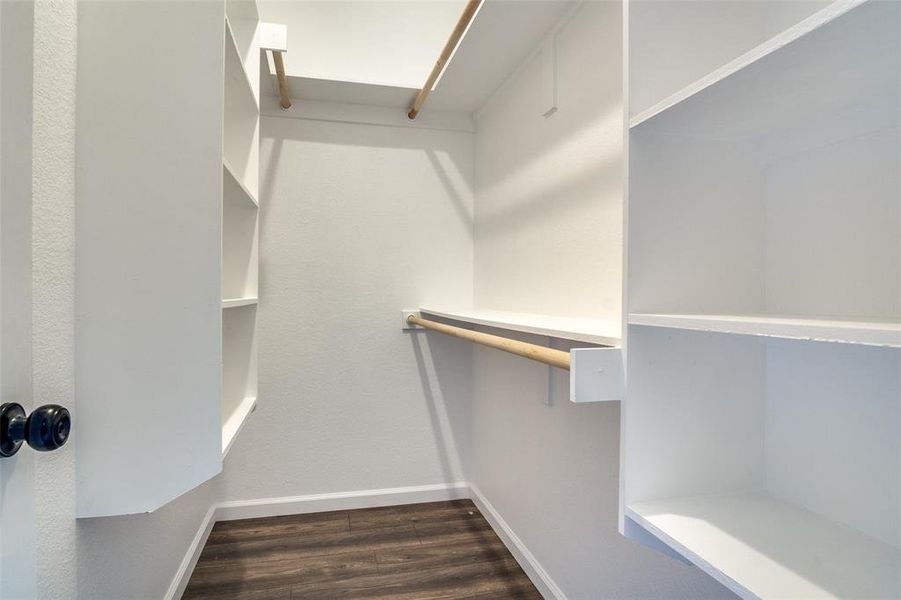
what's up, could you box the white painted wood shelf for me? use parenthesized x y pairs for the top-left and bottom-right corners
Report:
(222, 297), (258, 309)
(419, 307), (621, 346)
(221, 3), (260, 458)
(223, 160), (258, 208)
(225, 17), (259, 113)
(629, 313), (901, 348)
(623, 0), (901, 592)
(261, 1), (575, 117)
(627, 493), (901, 599)
(629, 0), (865, 130)
(221, 395), (257, 458)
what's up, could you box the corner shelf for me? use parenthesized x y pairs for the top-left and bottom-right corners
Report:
(223, 159), (259, 208)
(419, 307), (621, 346)
(629, 313), (901, 348)
(629, 0), (865, 129)
(225, 17), (259, 113)
(627, 493), (901, 599)
(220, 5), (260, 461)
(222, 297), (258, 309)
(221, 395), (257, 458)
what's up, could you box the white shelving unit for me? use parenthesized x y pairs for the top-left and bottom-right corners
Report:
(222, 0), (261, 457)
(75, 0), (266, 517)
(623, 1), (901, 596)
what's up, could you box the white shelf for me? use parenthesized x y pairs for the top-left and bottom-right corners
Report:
(627, 493), (901, 599)
(629, 313), (901, 348)
(222, 297), (257, 309)
(221, 395), (256, 458)
(419, 307), (620, 346)
(629, 0), (866, 130)
(223, 159), (258, 208)
(262, 1), (575, 116)
(225, 17), (259, 113)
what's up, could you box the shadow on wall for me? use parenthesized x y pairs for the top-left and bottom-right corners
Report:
(410, 330), (473, 486)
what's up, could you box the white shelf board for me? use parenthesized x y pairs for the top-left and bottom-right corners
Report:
(221, 395), (256, 458)
(629, 313), (901, 348)
(222, 297), (258, 309)
(627, 493), (901, 600)
(225, 17), (259, 113)
(419, 307), (620, 346)
(262, 1), (577, 116)
(630, 0), (865, 129)
(223, 159), (258, 208)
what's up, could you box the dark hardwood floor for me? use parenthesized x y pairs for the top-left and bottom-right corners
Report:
(183, 499), (543, 599)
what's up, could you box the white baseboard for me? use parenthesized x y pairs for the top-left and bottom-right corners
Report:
(168, 481), (563, 600)
(214, 481), (470, 521)
(469, 483), (567, 600)
(164, 504), (217, 600)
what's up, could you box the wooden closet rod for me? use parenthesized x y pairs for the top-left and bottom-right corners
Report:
(272, 50), (291, 109)
(407, 314), (571, 370)
(407, 0), (482, 120)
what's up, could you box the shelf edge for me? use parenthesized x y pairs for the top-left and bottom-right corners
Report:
(222, 297), (258, 309)
(223, 159), (259, 208)
(628, 313), (901, 348)
(420, 307), (621, 346)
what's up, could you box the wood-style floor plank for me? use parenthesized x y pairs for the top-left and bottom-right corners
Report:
(183, 500), (542, 599)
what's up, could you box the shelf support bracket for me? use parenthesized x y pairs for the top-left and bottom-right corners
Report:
(569, 347), (622, 402)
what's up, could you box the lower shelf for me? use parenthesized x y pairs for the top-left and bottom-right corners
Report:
(627, 493), (901, 599)
(221, 395), (256, 458)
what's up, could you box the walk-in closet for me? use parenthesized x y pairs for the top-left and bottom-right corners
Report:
(1, 0), (897, 598)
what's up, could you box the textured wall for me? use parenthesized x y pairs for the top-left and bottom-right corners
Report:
(217, 115), (475, 502)
(469, 3), (732, 598)
(31, 1), (77, 597)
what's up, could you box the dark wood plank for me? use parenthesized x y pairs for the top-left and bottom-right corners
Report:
(289, 555), (533, 599)
(348, 499), (480, 531)
(376, 538), (512, 575)
(186, 550), (378, 593)
(182, 584), (291, 600)
(196, 522), (421, 563)
(184, 500), (542, 599)
(207, 512), (350, 545)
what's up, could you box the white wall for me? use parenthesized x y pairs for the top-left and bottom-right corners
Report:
(258, 0), (466, 88)
(0, 1), (36, 597)
(474, 2), (622, 320)
(469, 3), (731, 597)
(217, 113), (476, 501)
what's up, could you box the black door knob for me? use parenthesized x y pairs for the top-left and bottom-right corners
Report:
(0, 402), (71, 457)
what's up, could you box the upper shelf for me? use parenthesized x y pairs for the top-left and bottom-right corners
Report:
(419, 307), (620, 346)
(629, 0), (891, 139)
(629, 313), (901, 348)
(225, 17), (259, 113)
(263, 1), (578, 115)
